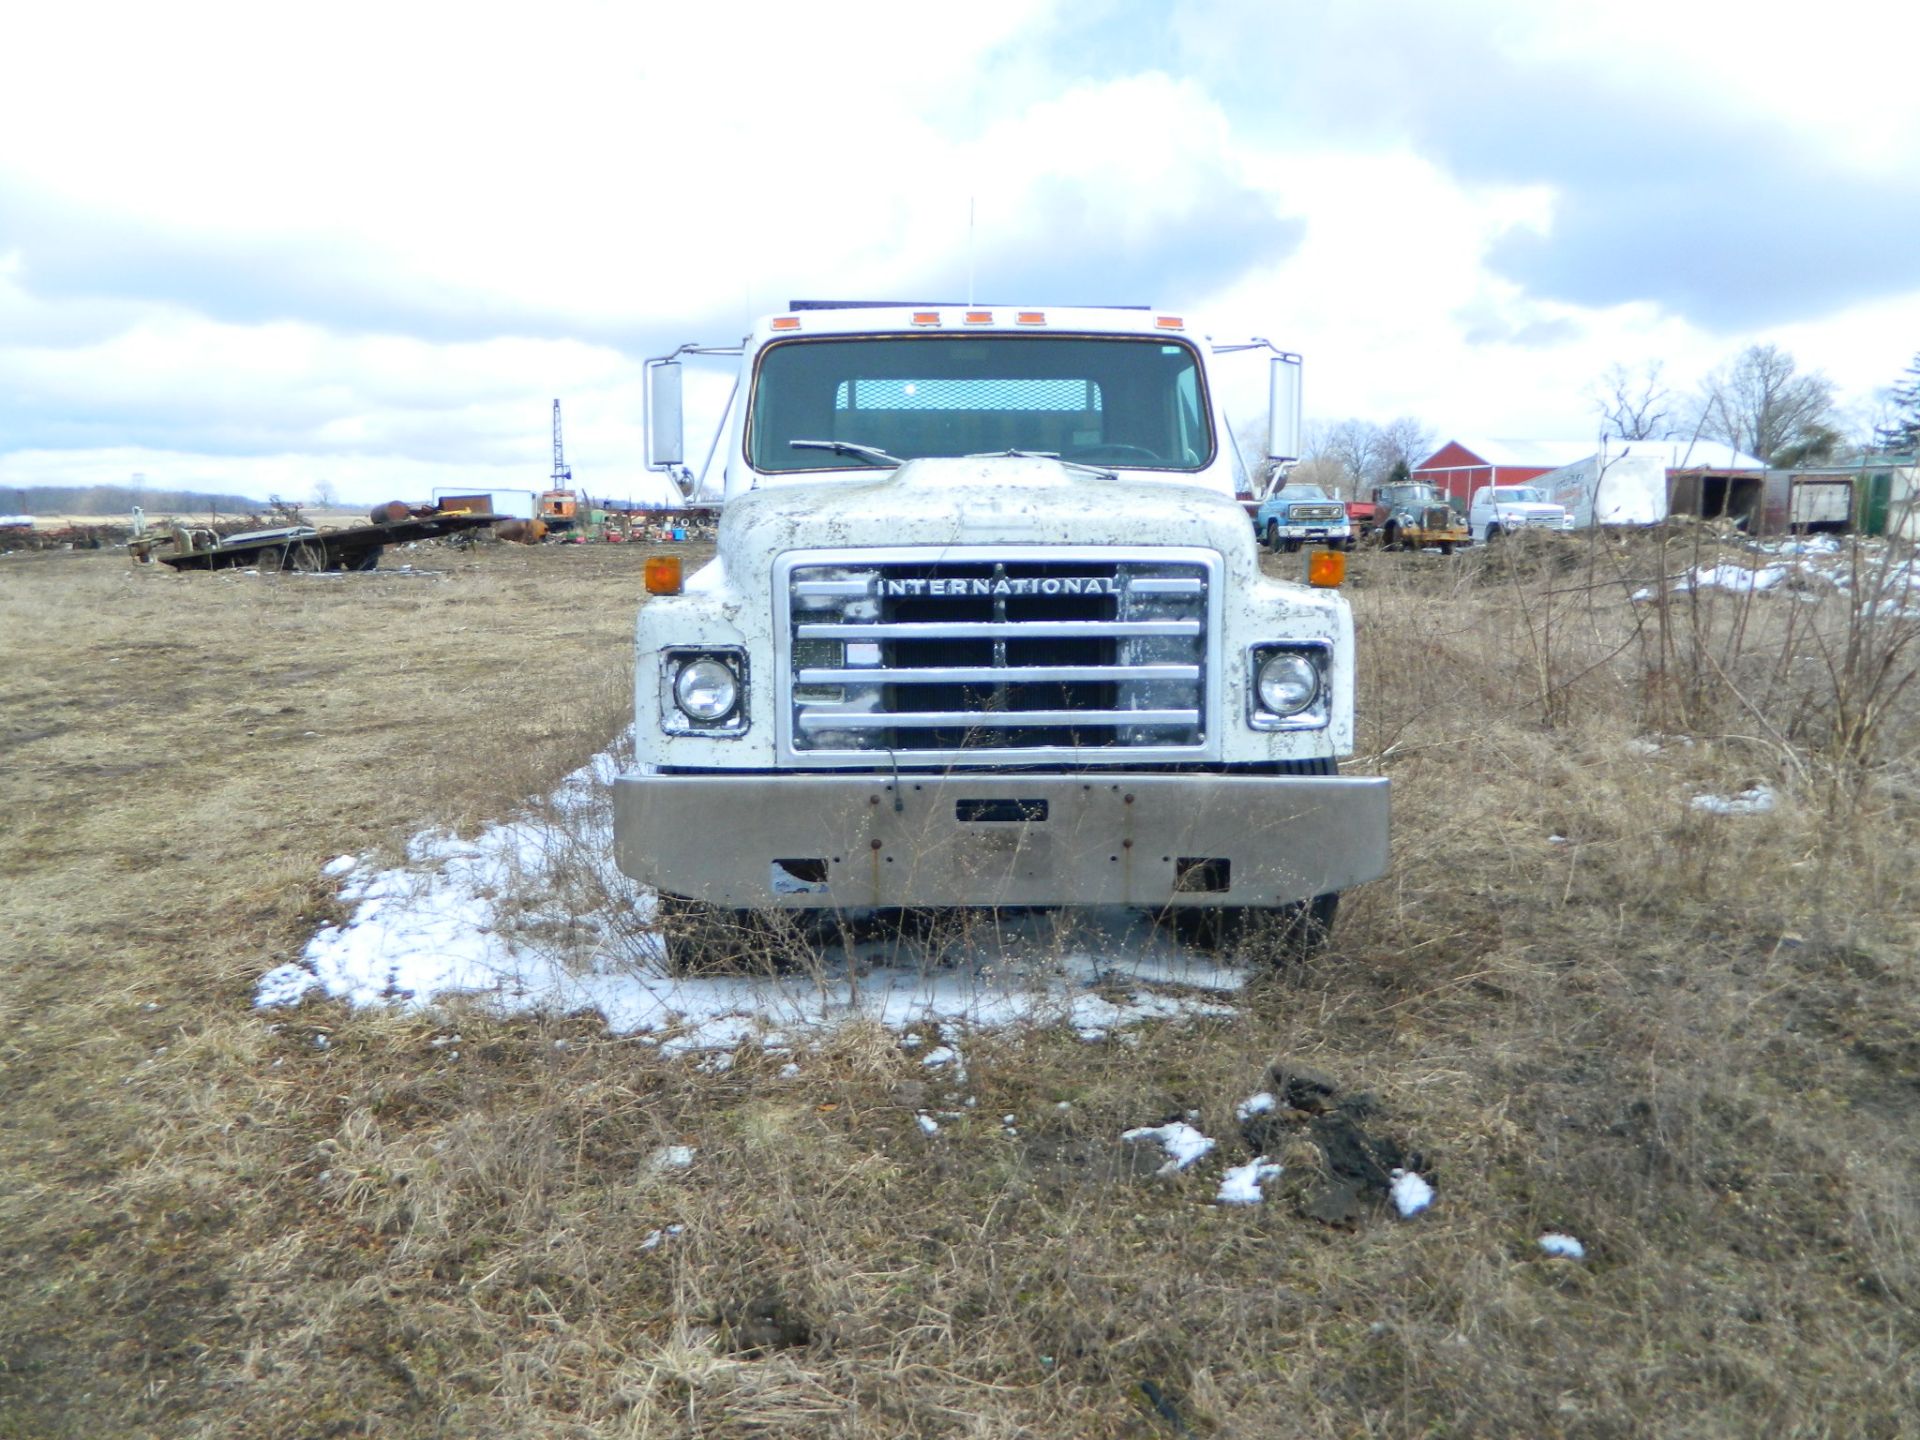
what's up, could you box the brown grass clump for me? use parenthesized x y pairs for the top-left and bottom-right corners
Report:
(3, 533), (1918, 1437)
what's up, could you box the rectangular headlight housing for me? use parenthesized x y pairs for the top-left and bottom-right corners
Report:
(659, 646), (749, 737)
(1247, 642), (1332, 731)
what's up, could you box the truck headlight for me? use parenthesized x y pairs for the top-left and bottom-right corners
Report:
(661, 648), (748, 735)
(1248, 644), (1331, 730)
(1257, 652), (1319, 714)
(674, 658), (738, 720)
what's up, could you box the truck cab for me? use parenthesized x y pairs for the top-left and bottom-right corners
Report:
(617, 303), (1388, 954)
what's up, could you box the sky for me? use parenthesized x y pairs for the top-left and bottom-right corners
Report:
(3, 0), (1918, 506)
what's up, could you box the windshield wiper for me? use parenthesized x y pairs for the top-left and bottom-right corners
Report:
(967, 448), (1116, 479)
(789, 439), (901, 467)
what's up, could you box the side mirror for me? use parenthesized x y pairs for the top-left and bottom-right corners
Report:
(1267, 354), (1302, 464)
(646, 360), (684, 469)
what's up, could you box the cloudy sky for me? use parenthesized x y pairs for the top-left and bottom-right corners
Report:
(4, 0), (1917, 506)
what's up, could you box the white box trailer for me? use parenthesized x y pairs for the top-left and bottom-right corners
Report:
(1788, 476), (1852, 531)
(1533, 448), (1669, 528)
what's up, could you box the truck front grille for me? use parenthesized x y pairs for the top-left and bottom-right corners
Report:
(777, 547), (1219, 766)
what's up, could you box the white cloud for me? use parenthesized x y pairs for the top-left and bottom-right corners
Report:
(3, 0), (1917, 500)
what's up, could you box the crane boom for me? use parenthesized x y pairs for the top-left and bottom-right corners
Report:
(538, 399), (581, 532)
(551, 398), (572, 485)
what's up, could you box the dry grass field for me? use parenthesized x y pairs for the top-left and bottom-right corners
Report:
(3, 531), (1918, 1438)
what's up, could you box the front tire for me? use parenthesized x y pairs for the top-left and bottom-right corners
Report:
(655, 893), (778, 975)
(1169, 894), (1340, 963)
(1265, 520), (1282, 552)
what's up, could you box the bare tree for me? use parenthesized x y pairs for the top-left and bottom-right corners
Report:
(1303, 416), (1435, 495)
(1593, 361), (1677, 440)
(1285, 457), (1350, 494)
(1370, 416), (1436, 483)
(1320, 420), (1382, 499)
(1694, 344), (1838, 465)
(310, 478), (340, 510)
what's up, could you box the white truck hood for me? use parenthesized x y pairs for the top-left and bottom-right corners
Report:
(1492, 503), (1566, 520)
(718, 454), (1259, 560)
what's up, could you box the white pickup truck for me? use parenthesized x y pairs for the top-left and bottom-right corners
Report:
(1469, 485), (1575, 543)
(617, 303), (1389, 955)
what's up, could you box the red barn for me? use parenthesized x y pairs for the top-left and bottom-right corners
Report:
(1413, 439), (1602, 508)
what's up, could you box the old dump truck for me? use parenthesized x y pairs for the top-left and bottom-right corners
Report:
(616, 302), (1389, 956)
(1360, 481), (1471, 554)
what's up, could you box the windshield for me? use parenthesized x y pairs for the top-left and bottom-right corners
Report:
(748, 335), (1214, 472)
(1387, 485), (1443, 504)
(1492, 487), (1544, 503)
(1285, 484), (1334, 500)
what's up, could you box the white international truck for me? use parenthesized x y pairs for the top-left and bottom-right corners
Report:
(616, 302), (1389, 955)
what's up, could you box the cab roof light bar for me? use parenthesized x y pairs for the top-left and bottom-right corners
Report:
(785, 300), (1153, 311)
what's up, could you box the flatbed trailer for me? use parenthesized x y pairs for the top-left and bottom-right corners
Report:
(153, 512), (501, 572)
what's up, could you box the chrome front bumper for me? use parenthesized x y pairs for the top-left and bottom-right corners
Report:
(614, 771), (1389, 909)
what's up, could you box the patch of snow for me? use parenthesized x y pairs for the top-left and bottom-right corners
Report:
(255, 740), (1253, 1052)
(1235, 1092), (1276, 1121)
(1539, 1232), (1586, 1259)
(778, 1062), (801, 1079)
(921, 1045), (959, 1069)
(1389, 1168), (1434, 1217)
(639, 1224), (684, 1250)
(1122, 1122), (1216, 1176)
(1760, 535), (1842, 556)
(1216, 1157), (1283, 1205)
(916, 1113), (940, 1136)
(1691, 785), (1776, 816)
(648, 1144), (695, 1172)
(322, 854), (358, 878)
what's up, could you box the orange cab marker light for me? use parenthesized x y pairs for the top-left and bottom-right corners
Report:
(770, 316), (801, 331)
(1155, 315), (1185, 329)
(1308, 549), (1347, 589)
(1016, 310), (1046, 325)
(911, 311), (941, 326)
(645, 554), (684, 595)
(965, 310), (993, 324)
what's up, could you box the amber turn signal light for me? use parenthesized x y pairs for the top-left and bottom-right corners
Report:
(1308, 549), (1347, 588)
(645, 554), (684, 595)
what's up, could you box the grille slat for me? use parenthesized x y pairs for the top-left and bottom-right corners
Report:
(796, 619), (1200, 640)
(797, 708), (1198, 731)
(797, 664), (1199, 685)
(781, 550), (1215, 762)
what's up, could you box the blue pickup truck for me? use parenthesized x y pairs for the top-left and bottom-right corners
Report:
(1253, 482), (1354, 552)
